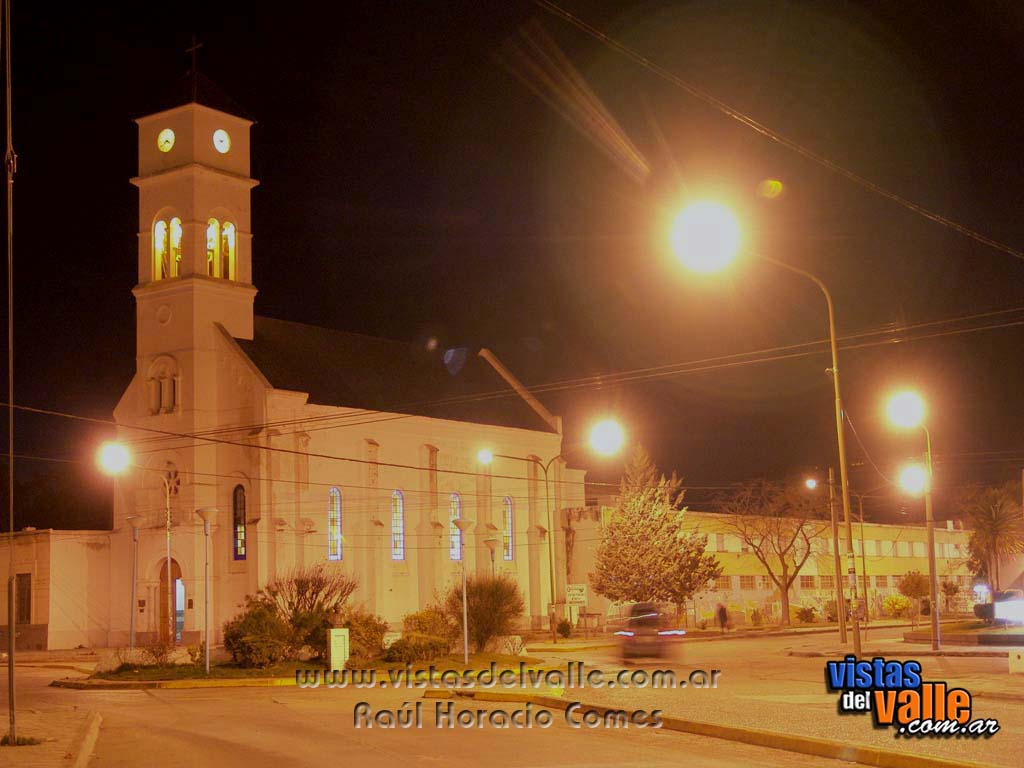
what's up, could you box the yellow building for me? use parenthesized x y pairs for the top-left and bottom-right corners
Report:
(565, 506), (974, 626)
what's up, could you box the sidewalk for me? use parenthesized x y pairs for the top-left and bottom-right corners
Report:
(0, 708), (99, 768)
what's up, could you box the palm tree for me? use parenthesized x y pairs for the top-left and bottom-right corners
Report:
(958, 483), (1024, 592)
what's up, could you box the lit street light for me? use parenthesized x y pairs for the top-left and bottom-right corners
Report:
(671, 201), (861, 654)
(97, 441), (180, 647)
(886, 390), (941, 650)
(478, 418), (625, 643)
(453, 517), (474, 665)
(804, 478), (818, 490)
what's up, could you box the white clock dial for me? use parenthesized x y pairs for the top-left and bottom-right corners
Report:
(213, 129), (231, 154)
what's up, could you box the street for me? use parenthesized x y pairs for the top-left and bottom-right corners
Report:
(3, 628), (1021, 767)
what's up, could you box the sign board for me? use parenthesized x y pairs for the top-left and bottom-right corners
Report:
(329, 627), (350, 671)
(566, 583), (588, 605)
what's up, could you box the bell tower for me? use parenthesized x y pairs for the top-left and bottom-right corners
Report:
(131, 91), (258, 359)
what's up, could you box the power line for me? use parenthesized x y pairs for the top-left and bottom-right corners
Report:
(534, 0), (1024, 262)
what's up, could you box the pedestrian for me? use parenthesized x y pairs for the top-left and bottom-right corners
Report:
(716, 603), (729, 633)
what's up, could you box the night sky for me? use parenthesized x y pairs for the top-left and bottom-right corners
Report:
(3, 0), (1024, 528)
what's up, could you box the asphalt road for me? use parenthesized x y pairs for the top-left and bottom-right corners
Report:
(6, 666), (847, 768)
(563, 626), (1023, 767)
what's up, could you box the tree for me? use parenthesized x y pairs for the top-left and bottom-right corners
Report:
(898, 570), (930, 626)
(718, 481), (829, 625)
(258, 565), (359, 658)
(591, 446), (721, 617)
(940, 580), (960, 613)
(443, 574), (525, 653)
(957, 482), (1024, 592)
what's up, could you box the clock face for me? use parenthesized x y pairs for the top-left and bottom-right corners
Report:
(157, 128), (175, 153)
(213, 129), (231, 154)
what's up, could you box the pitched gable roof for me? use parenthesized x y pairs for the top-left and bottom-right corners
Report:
(234, 316), (555, 433)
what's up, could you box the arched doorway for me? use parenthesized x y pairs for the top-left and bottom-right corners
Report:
(158, 558), (184, 642)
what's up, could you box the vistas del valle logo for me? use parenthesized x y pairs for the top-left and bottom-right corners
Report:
(825, 656), (1000, 738)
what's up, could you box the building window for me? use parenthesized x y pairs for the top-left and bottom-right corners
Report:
(502, 496), (514, 560)
(875, 575), (889, 588)
(800, 575), (815, 590)
(15, 573), (30, 624)
(154, 217), (182, 280)
(449, 493), (462, 561)
(715, 533), (725, 552)
(739, 575), (756, 591)
(820, 574), (835, 590)
(912, 541), (925, 558)
(206, 218), (236, 279)
(327, 487), (342, 561)
(232, 485), (246, 560)
(391, 490), (405, 561)
(896, 541), (910, 557)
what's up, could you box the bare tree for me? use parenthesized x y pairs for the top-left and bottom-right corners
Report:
(718, 481), (829, 624)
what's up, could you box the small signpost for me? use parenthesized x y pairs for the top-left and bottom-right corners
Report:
(566, 583), (587, 605)
(329, 627), (350, 671)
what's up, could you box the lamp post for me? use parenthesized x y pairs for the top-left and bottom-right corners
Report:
(887, 390), (941, 650)
(453, 517), (474, 664)
(98, 442), (180, 647)
(483, 537), (499, 578)
(196, 508), (218, 675)
(808, 471), (847, 642)
(127, 515), (142, 657)
(670, 201), (861, 654)
(477, 418), (624, 644)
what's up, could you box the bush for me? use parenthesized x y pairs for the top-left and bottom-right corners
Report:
(260, 565), (358, 661)
(795, 606), (816, 623)
(382, 632), (449, 662)
(341, 607), (389, 660)
(141, 637), (175, 667)
(223, 597), (292, 668)
(750, 608), (764, 627)
(883, 594), (912, 619)
(557, 619), (572, 638)
(403, 605), (457, 650)
(443, 574), (525, 653)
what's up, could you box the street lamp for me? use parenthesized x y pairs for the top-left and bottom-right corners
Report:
(478, 418), (625, 643)
(886, 389), (941, 651)
(196, 507), (218, 675)
(453, 517), (474, 664)
(672, 202), (861, 653)
(483, 537), (499, 578)
(804, 478), (818, 490)
(97, 441), (180, 647)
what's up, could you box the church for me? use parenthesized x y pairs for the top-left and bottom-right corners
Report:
(0, 79), (586, 650)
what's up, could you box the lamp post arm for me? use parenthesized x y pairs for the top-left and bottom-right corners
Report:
(754, 249), (860, 653)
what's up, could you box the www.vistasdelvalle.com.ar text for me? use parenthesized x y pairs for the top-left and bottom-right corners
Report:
(296, 662), (721, 691)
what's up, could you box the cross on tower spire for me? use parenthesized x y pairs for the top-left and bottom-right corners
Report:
(185, 33), (203, 103)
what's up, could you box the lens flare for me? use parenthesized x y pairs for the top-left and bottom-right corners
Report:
(669, 201), (741, 273)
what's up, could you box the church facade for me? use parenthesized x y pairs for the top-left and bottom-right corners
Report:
(1, 87), (585, 650)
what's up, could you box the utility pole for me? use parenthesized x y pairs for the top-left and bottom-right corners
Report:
(4, 0), (18, 742)
(828, 468), (847, 643)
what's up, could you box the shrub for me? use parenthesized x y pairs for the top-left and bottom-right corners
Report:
(341, 607), (389, 660)
(187, 643), (205, 667)
(750, 608), (764, 627)
(382, 633), (449, 662)
(141, 637), (175, 667)
(223, 597), (292, 668)
(443, 574), (525, 653)
(795, 606), (816, 623)
(259, 565), (358, 660)
(402, 605), (457, 650)
(557, 619), (572, 638)
(883, 594), (912, 619)
(897, 571), (929, 602)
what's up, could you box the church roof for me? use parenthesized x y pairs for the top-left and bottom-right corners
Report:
(235, 316), (556, 433)
(143, 70), (254, 121)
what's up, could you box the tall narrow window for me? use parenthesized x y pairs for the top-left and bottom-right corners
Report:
(169, 217), (182, 277)
(154, 219), (169, 280)
(221, 221), (236, 280)
(232, 485), (246, 560)
(502, 496), (514, 560)
(206, 218), (220, 277)
(449, 492), (462, 560)
(391, 490), (405, 561)
(15, 573), (30, 624)
(327, 487), (342, 561)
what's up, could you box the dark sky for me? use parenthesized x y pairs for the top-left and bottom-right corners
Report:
(3, 0), (1024, 528)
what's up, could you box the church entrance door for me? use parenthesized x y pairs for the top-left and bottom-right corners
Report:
(159, 558), (184, 642)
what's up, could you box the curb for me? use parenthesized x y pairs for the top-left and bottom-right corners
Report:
(787, 649), (1010, 658)
(52, 676), (297, 690)
(437, 690), (992, 768)
(67, 710), (102, 768)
